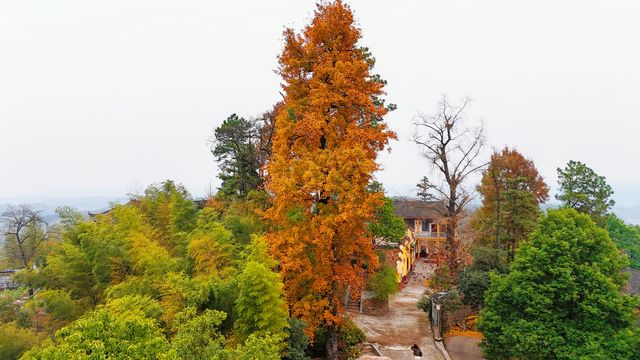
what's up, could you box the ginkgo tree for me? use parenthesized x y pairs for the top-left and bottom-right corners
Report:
(264, 1), (396, 359)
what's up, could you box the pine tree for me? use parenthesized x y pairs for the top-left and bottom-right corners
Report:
(556, 160), (615, 227)
(211, 114), (262, 197)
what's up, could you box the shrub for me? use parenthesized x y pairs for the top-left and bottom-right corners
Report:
(468, 247), (509, 273)
(457, 269), (490, 309)
(0, 288), (24, 323)
(309, 327), (329, 358)
(458, 247), (509, 309)
(417, 291), (432, 314)
(430, 264), (456, 290)
(440, 289), (464, 312)
(338, 318), (366, 360)
(310, 318), (366, 360)
(284, 318), (310, 360)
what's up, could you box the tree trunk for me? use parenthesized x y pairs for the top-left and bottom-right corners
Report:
(447, 188), (460, 274)
(326, 326), (339, 360)
(446, 219), (459, 274)
(493, 172), (501, 249)
(16, 234), (30, 270)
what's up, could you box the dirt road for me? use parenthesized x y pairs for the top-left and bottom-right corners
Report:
(353, 261), (444, 360)
(444, 336), (485, 360)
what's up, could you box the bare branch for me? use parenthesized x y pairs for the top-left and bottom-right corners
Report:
(411, 95), (486, 273)
(1, 204), (48, 269)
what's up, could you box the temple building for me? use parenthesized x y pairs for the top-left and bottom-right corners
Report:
(393, 199), (448, 263)
(375, 199), (451, 286)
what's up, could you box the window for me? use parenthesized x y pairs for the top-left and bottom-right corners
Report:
(405, 219), (415, 230)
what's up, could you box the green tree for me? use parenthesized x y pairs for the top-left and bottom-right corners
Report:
(501, 182), (541, 259)
(234, 258), (288, 342)
(211, 114), (262, 197)
(41, 199), (192, 308)
(41, 242), (101, 305)
(10, 179), (299, 359)
(230, 333), (284, 360)
(556, 160), (615, 227)
(54, 206), (85, 232)
(474, 148), (547, 258)
(170, 307), (227, 360)
(222, 214), (260, 246)
(137, 180), (198, 255)
(458, 247), (509, 309)
(0, 322), (44, 360)
(368, 265), (398, 301)
(22, 296), (173, 360)
(368, 197), (406, 244)
(607, 213), (640, 270)
(24, 290), (88, 333)
(40, 205), (146, 305)
(284, 318), (310, 360)
(478, 208), (639, 359)
(187, 221), (234, 277)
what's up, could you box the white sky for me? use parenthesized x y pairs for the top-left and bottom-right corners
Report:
(1, 0), (639, 205)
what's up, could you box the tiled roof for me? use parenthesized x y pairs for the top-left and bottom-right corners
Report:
(392, 199), (446, 220)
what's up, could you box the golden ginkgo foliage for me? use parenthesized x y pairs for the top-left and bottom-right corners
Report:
(264, 1), (395, 356)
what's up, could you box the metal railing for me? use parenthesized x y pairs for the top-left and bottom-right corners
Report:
(415, 231), (447, 238)
(0, 282), (19, 291)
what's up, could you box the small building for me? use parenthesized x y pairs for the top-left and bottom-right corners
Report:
(393, 199), (449, 263)
(0, 270), (18, 291)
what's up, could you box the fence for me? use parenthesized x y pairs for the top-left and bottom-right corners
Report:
(430, 291), (476, 340)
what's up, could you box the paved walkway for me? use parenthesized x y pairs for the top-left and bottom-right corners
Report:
(353, 261), (444, 360)
(444, 336), (484, 360)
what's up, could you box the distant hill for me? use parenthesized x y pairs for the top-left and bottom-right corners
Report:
(613, 206), (640, 226)
(1, 194), (639, 226)
(0, 196), (128, 224)
(611, 184), (640, 225)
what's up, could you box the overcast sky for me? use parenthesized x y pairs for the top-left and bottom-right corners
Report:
(1, 0), (639, 206)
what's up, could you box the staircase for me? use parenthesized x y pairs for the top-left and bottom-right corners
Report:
(361, 342), (382, 357)
(345, 296), (361, 313)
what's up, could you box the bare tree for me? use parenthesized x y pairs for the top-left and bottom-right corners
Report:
(1, 204), (49, 269)
(255, 101), (282, 181)
(412, 96), (486, 274)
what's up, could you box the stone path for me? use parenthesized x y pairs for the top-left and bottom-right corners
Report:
(353, 261), (444, 360)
